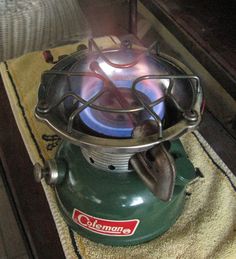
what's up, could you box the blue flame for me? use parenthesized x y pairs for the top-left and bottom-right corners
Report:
(79, 80), (165, 138)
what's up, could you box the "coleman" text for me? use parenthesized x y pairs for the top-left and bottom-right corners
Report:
(72, 209), (139, 236)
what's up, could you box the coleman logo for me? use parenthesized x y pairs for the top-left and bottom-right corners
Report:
(72, 209), (139, 236)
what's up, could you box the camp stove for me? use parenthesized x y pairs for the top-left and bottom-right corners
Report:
(33, 37), (203, 246)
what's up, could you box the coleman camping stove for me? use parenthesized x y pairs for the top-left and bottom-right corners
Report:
(33, 38), (203, 246)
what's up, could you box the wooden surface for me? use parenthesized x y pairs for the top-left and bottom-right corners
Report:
(0, 168), (29, 258)
(199, 110), (236, 174)
(0, 77), (65, 259)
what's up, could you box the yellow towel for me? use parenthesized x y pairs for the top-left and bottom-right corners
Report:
(1, 37), (236, 259)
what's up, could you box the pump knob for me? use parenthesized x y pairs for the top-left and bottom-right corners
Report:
(34, 163), (48, 182)
(33, 160), (67, 185)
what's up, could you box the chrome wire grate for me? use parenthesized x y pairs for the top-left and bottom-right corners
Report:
(36, 39), (203, 151)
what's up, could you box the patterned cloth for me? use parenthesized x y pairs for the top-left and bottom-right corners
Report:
(0, 0), (90, 61)
(0, 37), (236, 259)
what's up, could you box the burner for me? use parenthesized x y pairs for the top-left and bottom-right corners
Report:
(79, 78), (165, 137)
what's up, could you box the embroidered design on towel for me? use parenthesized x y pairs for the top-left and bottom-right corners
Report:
(42, 134), (61, 150)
